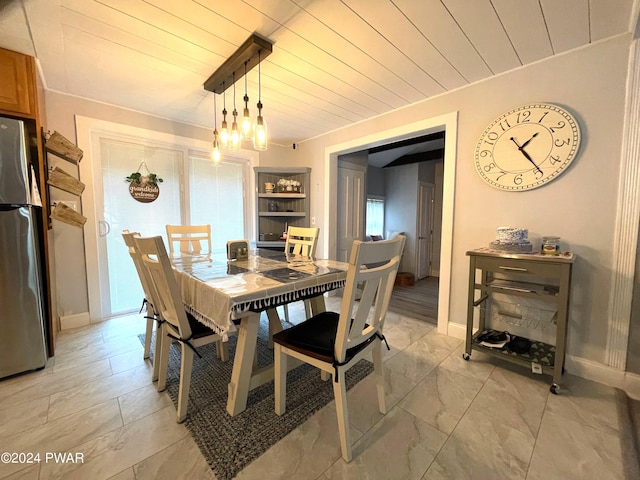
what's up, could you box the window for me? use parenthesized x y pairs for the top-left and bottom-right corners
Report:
(366, 196), (385, 238)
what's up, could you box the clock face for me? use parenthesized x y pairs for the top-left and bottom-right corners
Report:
(474, 103), (581, 191)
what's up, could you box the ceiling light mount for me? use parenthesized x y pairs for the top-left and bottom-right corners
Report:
(204, 34), (273, 94)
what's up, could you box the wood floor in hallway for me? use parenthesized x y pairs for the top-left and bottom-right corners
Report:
(388, 276), (438, 324)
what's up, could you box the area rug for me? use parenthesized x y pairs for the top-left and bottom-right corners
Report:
(139, 318), (373, 480)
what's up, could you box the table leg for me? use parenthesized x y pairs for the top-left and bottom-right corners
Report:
(227, 313), (260, 416)
(266, 308), (283, 349)
(308, 294), (327, 315)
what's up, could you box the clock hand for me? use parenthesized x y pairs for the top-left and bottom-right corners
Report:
(510, 137), (522, 149)
(510, 137), (543, 174)
(520, 148), (543, 175)
(521, 132), (538, 149)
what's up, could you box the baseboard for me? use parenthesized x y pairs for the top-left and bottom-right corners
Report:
(59, 312), (90, 330)
(624, 372), (640, 400)
(446, 321), (640, 398)
(447, 321), (466, 339)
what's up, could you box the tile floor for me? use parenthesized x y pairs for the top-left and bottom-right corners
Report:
(0, 298), (638, 480)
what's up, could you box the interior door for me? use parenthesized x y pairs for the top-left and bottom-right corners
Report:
(417, 182), (434, 280)
(98, 137), (183, 318)
(337, 164), (365, 262)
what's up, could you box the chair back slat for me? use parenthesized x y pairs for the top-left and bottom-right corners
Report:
(122, 231), (156, 309)
(135, 235), (192, 339)
(166, 224), (212, 255)
(285, 226), (319, 257)
(335, 235), (406, 361)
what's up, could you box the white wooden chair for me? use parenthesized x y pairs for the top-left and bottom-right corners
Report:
(280, 226), (320, 323)
(273, 234), (405, 462)
(166, 224), (212, 255)
(134, 235), (228, 423)
(122, 231), (161, 378)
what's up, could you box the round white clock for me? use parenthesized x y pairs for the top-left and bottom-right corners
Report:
(474, 103), (581, 191)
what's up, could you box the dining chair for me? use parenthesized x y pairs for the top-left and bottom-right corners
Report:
(122, 231), (160, 375)
(279, 226), (320, 323)
(134, 234), (229, 423)
(273, 234), (405, 462)
(166, 224), (212, 255)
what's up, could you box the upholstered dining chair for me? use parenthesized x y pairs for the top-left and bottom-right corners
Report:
(166, 224), (212, 255)
(122, 231), (159, 375)
(273, 234), (405, 462)
(134, 234), (229, 423)
(278, 226), (320, 323)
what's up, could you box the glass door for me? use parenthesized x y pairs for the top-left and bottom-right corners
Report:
(99, 137), (183, 317)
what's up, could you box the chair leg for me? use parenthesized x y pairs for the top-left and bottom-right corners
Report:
(157, 326), (171, 392)
(176, 345), (194, 423)
(303, 299), (312, 320)
(274, 344), (287, 415)
(332, 368), (352, 462)
(218, 340), (229, 362)
(143, 311), (154, 359)
(151, 323), (162, 382)
(283, 304), (290, 324)
(372, 341), (386, 414)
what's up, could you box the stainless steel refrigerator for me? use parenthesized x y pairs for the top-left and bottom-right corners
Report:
(0, 116), (48, 379)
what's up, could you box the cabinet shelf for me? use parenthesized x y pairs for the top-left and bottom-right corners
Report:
(258, 193), (306, 199)
(471, 329), (557, 372)
(259, 212), (306, 217)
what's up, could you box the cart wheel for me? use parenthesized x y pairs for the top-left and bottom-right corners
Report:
(462, 353), (470, 361)
(550, 383), (560, 395)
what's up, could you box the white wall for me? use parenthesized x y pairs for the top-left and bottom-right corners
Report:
(297, 34), (631, 366)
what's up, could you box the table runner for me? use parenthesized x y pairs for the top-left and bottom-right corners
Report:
(171, 249), (348, 339)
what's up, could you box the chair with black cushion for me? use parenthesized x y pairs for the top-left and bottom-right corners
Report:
(273, 234), (406, 462)
(166, 224), (212, 255)
(134, 235), (228, 422)
(122, 231), (162, 379)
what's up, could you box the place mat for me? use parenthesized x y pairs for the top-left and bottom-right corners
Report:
(140, 319), (373, 479)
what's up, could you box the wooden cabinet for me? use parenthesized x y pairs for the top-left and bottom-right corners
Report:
(254, 167), (311, 249)
(464, 248), (574, 394)
(0, 47), (37, 118)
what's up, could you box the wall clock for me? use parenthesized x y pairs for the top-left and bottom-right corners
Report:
(474, 103), (581, 191)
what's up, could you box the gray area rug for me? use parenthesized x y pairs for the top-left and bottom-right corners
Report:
(140, 318), (373, 480)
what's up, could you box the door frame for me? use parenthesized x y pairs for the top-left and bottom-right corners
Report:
(76, 116), (258, 323)
(323, 112), (458, 335)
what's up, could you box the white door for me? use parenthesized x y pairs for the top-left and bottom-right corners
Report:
(337, 165), (365, 262)
(416, 182), (434, 280)
(99, 137), (184, 318)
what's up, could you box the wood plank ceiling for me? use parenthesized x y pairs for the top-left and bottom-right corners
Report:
(0, 0), (634, 148)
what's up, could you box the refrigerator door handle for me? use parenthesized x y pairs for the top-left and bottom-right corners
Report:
(98, 220), (111, 237)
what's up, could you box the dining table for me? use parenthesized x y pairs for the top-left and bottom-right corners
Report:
(170, 248), (349, 416)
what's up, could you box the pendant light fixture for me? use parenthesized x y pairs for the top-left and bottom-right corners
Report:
(219, 81), (229, 148)
(241, 62), (252, 139)
(211, 94), (221, 166)
(253, 50), (268, 151)
(229, 73), (240, 151)
(203, 34), (273, 153)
